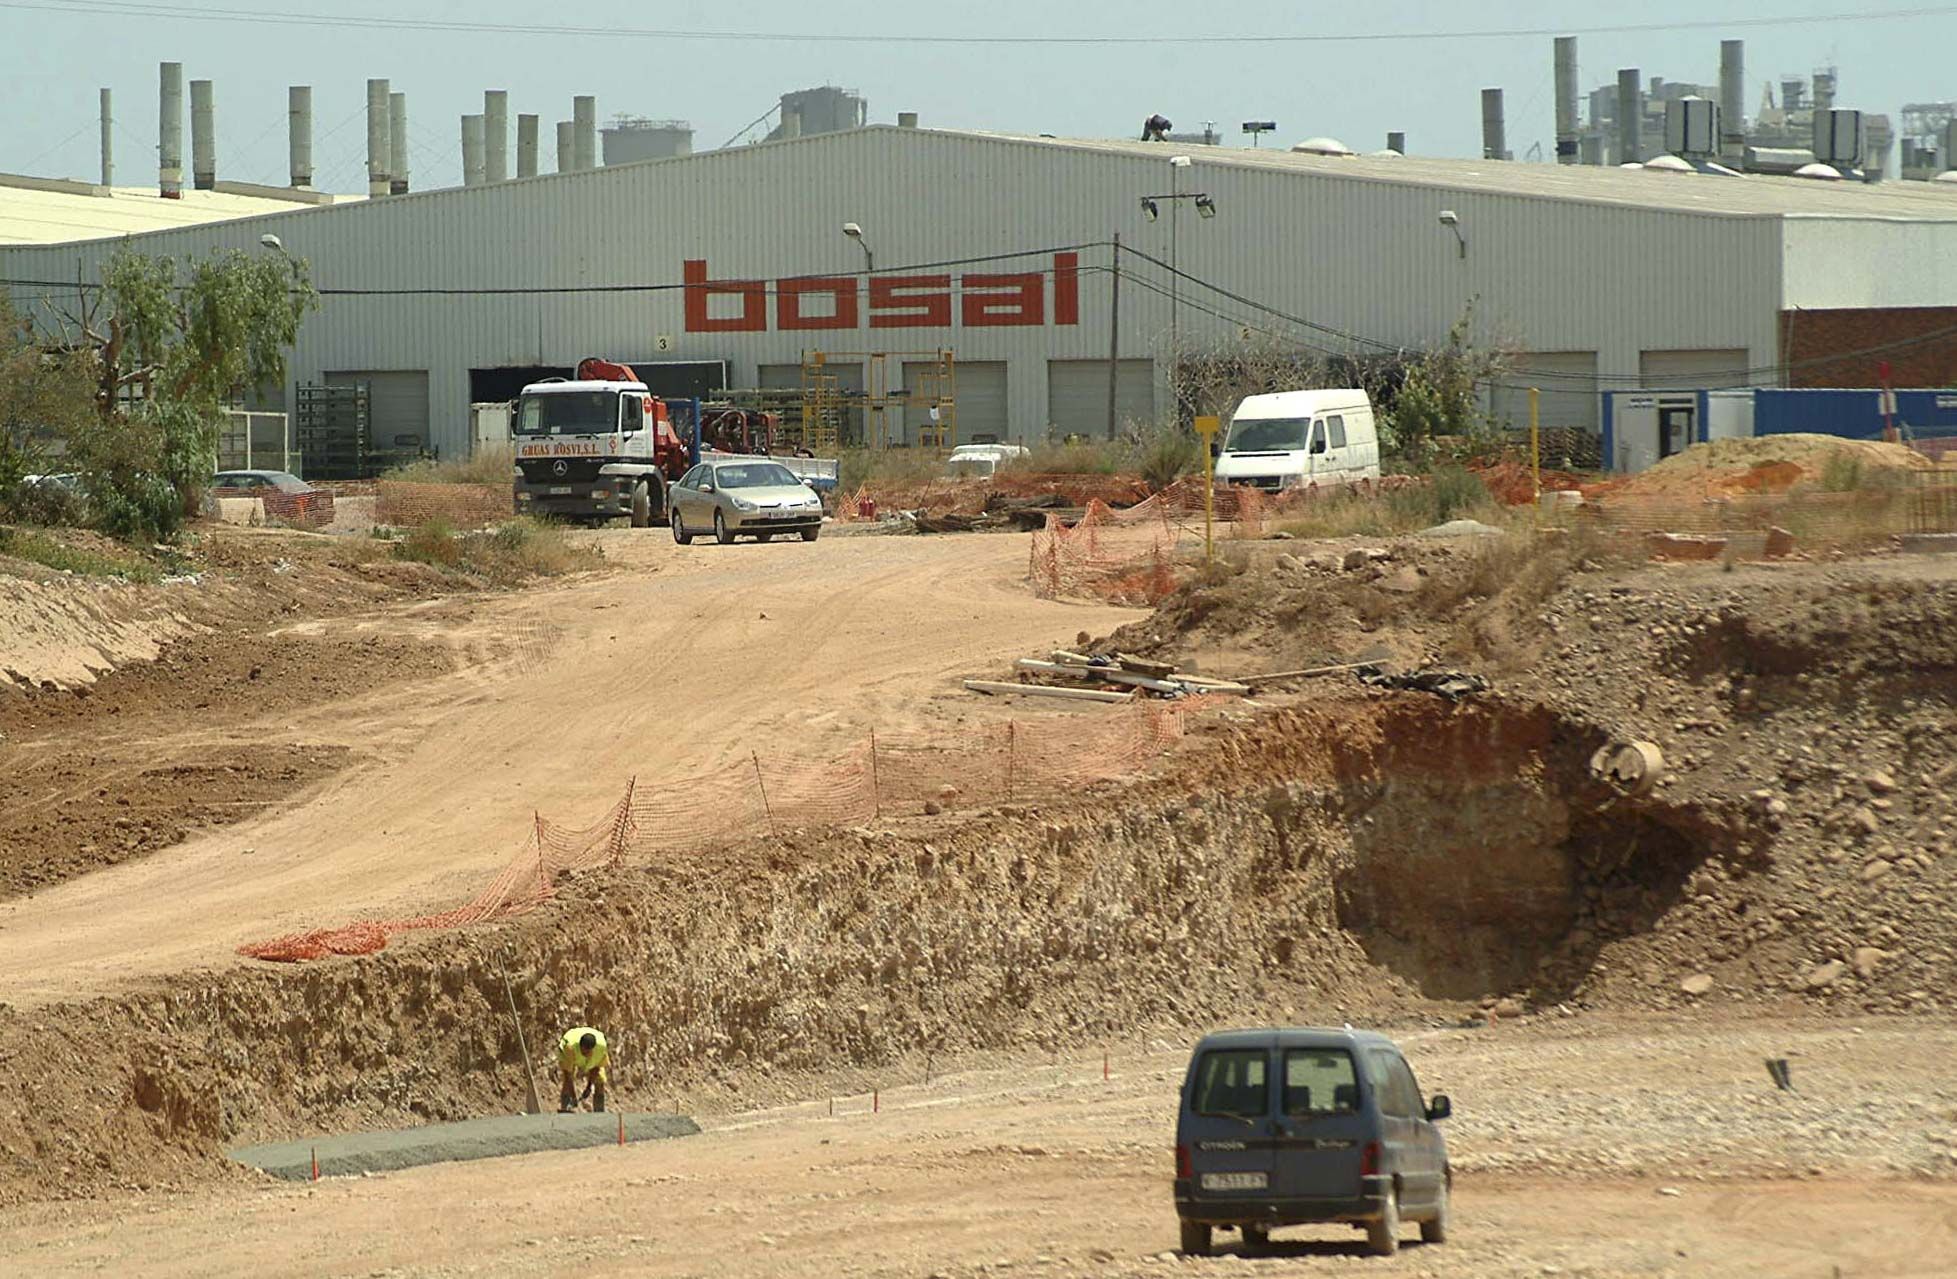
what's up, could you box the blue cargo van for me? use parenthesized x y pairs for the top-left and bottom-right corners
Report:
(1173, 1027), (1452, 1256)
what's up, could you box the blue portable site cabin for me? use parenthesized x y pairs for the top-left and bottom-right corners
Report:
(1601, 387), (1957, 472)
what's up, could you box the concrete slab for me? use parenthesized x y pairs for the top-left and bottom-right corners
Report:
(230, 1112), (700, 1180)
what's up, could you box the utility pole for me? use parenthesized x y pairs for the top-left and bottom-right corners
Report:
(1105, 233), (1122, 441)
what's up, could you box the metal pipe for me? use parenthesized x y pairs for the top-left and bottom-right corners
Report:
(573, 95), (596, 169)
(158, 61), (183, 198)
(1719, 40), (1747, 163)
(556, 120), (574, 173)
(484, 89), (508, 182)
(99, 88), (112, 187)
(366, 78), (390, 197)
(1554, 36), (1579, 164)
(288, 85), (312, 187)
(516, 113), (538, 178)
(461, 114), (486, 186)
(389, 92), (408, 193)
(1481, 88), (1507, 160)
(1616, 68), (1642, 164)
(190, 79), (215, 189)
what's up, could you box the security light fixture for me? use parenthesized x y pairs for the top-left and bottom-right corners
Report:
(1242, 121), (1278, 148)
(1437, 210), (1467, 258)
(842, 222), (863, 239)
(1140, 198), (1160, 221)
(1169, 154), (1193, 168)
(842, 222), (873, 273)
(258, 233), (285, 252)
(1195, 194), (1217, 219)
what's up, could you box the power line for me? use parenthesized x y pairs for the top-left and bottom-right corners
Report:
(4, 0), (1952, 45)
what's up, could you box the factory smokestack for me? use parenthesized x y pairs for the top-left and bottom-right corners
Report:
(366, 78), (390, 197)
(556, 120), (573, 173)
(1719, 40), (1747, 163)
(573, 95), (597, 170)
(461, 114), (485, 186)
(516, 113), (539, 178)
(1554, 36), (1579, 164)
(1481, 88), (1508, 160)
(158, 61), (183, 198)
(288, 86), (312, 187)
(389, 92), (408, 194)
(484, 89), (508, 182)
(99, 88), (112, 187)
(190, 79), (216, 190)
(1616, 68), (1642, 164)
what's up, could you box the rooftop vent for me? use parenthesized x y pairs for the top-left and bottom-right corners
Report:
(1793, 162), (1845, 181)
(1642, 154), (1694, 173)
(1290, 136), (1354, 156)
(1664, 96), (1718, 160)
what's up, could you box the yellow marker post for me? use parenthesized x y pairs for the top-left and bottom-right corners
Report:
(1194, 415), (1220, 563)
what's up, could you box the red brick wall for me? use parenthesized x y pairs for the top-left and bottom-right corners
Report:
(1780, 307), (1957, 388)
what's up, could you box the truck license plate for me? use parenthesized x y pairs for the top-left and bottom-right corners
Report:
(1201, 1172), (1268, 1191)
(548, 486), (573, 496)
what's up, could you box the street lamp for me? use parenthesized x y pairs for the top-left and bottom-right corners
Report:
(842, 221), (873, 273)
(1138, 157), (1217, 380)
(1438, 210), (1467, 259)
(259, 232), (286, 254)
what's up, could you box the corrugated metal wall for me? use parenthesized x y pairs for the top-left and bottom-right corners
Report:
(1, 128), (1796, 459)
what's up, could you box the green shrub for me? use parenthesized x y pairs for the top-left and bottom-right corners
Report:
(384, 446), (516, 486)
(0, 526), (159, 581)
(838, 446), (945, 493)
(395, 518), (462, 568)
(393, 516), (597, 584)
(1139, 426), (1203, 492)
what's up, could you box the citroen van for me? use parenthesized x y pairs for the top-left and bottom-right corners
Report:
(1173, 1027), (1452, 1257)
(1212, 390), (1381, 492)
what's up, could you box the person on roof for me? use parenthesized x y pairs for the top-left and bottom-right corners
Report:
(558, 1026), (609, 1114)
(1142, 114), (1173, 142)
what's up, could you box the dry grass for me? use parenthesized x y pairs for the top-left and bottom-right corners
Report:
(392, 516), (600, 585)
(1270, 468), (1502, 541)
(383, 446), (516, 486)
(0, 525), (161, 582)
(838, 447), (945, 494)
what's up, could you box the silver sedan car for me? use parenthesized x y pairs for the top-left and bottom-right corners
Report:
(669, 460), (825, 545)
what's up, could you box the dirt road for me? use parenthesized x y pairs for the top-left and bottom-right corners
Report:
(0, 531), (1137, 1006)
(5, 1019), (1950, 1278)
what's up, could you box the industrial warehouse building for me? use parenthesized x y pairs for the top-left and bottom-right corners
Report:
(5, 123), (1957, 468)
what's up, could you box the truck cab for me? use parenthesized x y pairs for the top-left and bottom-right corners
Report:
(512, 378), (683, 526)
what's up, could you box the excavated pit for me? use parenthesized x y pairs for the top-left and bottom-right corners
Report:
(0, 697), (1761, 1203)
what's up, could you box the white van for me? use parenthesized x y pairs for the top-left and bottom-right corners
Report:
(1212, 389), (1381, 492)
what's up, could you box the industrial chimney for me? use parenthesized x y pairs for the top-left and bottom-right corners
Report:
(1481, 88), (1508, 160)
(366, 79), (391, 197)
(1616, 69), (1642, 164)
(289, 86), (313, 188)
(1386, 130), (1406, 155)
(1553, 37), (1578, 163)
(389, 92), (408, 194)
(158, 61), (183, 198)
(1718, 40), (1746, 164)
(556, 121), (574, 173)
(190, 79), (216, 190)
(516, 113), (539, 178)
(461, 114), (486, 186)
(98, 88), (112, 187)
(484, 90), (509, 182)
(573, 96), (597, 170)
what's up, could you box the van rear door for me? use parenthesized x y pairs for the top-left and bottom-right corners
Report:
(1270, 1046), (1370, 1202)
(1183, 1046), (1277, 1200)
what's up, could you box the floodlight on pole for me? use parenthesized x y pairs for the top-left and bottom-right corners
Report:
(842, 221), (873, 273)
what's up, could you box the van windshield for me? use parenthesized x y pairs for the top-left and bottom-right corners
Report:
(1284, 1049), (1360, 1116)
(1224, 417), (1311, 452)
(1193, 1049), (1268, 1120)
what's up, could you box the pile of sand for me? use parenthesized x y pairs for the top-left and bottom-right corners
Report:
(1620, 434), (1932, 498)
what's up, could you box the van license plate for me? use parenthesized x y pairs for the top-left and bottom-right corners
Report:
(1201, 1172), (1268, 1191)
(548, 486), (573, 496)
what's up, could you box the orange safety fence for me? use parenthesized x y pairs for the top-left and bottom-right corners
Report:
(239, 705), (1190, 963)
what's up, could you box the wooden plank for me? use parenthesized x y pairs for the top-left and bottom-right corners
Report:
(963, 680), (1135, 704)
(1114, 651), (1178, 679)
(1015, 661), (1182, 694)
(1240, 660), (1383, 686)
(1049, 650), (1097, 666)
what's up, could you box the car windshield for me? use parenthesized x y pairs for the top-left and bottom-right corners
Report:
(1224, 417), (1311, 452)
(1284, 1049), (1360, 1116)
(1193, 1049), (1268, 1120)
(264, 473), (307, 492)
(714, 463), (800, 489)
(517, 391), (616, 436)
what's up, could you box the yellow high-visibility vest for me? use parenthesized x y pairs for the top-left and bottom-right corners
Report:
(559, 1027), (608, 1073)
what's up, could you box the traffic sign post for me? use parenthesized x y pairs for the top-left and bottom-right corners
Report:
(1194, 415), (1220, 563)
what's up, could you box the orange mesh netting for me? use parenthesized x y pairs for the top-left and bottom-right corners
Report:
(239, 707), (1189, 963)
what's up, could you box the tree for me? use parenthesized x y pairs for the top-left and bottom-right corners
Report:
(1378, 305), (1511, 463)
(0, 298), (98, 522)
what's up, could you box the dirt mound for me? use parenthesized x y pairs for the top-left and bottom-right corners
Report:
(1619, 434), (1933, 499)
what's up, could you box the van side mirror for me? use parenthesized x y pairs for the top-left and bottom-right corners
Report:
(1425, 1095), (1452, 1122)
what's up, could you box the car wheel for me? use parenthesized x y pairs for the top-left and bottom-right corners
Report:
(630, 482), (651, 528)
(756, 532), (774, 543)
(799, 526), (820, 542)
(1367, 1184), (1401, 1257)
(714, 509), (735, 545)
(670, 506), (692, 545)
(1178, 1222), (1211, 1257)
(1241, 1225), (1270, 1252)
(1420, 1180), (1449, 1245)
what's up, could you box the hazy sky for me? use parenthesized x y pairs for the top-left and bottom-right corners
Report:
(5, 1), (1954, 191)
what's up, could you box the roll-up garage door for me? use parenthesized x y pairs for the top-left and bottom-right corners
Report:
(906, 360), (1006, 445)
(1640, 349), (1750, 389)
(324, 369), (430, 461)
(1488, 352), (1600, 434)
(1047, 359), (1155, 439)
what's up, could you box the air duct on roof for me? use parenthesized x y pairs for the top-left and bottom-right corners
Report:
(485, 90), (509, 182)
(516, 114), (539, 178)
(158, 61), (183, 198)
(1718, 40), (1746, 163)
(289, 86), (313, 188)
(1665, 96), (1718, 160)
(1813, 108), (1866, 171)
(1290, 136), (1353, 156)
(389, 92), (408, 194)
(897, 111), (919, 128)
(366, 79), (391, 197)
(1554, 36), (1579, 164)
(1386, 130), (1406, 155)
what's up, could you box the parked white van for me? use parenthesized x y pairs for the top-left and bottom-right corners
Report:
(1212, 389), (1381, 492)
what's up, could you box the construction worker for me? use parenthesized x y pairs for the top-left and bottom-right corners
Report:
(558, 1026), (609, 1114)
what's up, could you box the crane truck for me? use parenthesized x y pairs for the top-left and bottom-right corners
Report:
(511, 358), (690, 526)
